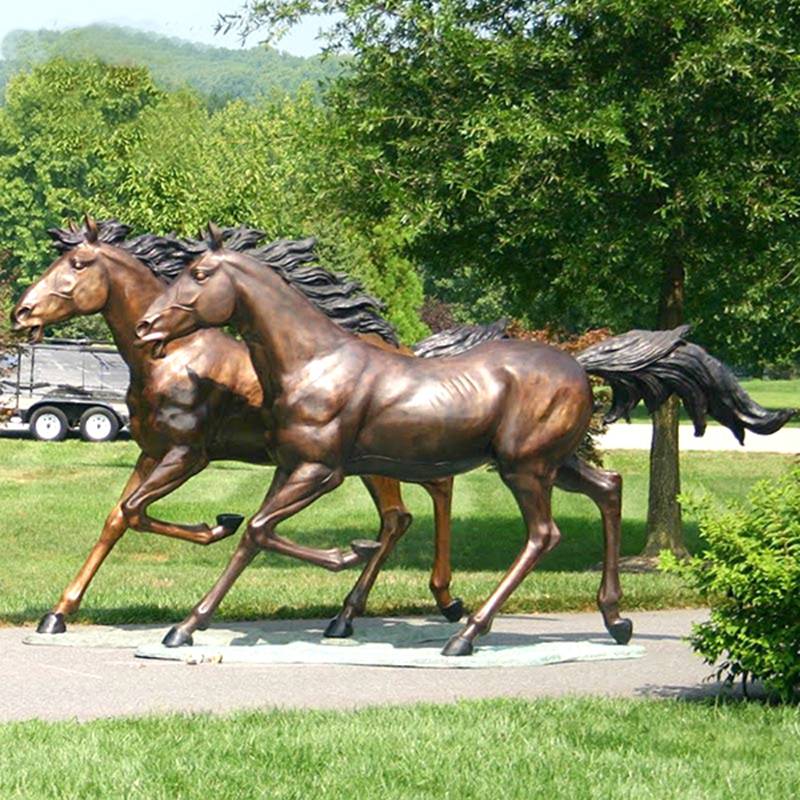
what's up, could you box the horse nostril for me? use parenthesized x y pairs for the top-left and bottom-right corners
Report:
(135, 320), (152, 338)
(15, 305), (32, 323)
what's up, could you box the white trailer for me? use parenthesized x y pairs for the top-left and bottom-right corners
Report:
(0, 339), (129, 442)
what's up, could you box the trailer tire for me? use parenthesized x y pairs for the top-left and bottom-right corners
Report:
(30, 406), (69, 442)
(79, 407), (120, 443)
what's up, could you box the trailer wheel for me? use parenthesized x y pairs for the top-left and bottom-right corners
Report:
(30, 406), (69, 442)
(79, 407), (120, 443)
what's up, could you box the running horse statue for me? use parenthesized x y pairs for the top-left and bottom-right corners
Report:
(135, 223), (796, 655)
(12, 217), (511, 634)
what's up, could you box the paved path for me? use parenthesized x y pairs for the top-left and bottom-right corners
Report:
(0, 609), (736, 722)
(600, 422), (800, 453)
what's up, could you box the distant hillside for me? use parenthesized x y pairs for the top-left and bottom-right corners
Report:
(0, 25), (343, 106)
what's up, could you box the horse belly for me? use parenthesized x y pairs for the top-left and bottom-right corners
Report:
(347, 377), (501, 479)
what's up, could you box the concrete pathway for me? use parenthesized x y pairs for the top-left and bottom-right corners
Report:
(0, 609), (736, 722)
(600, 422), (800, 453)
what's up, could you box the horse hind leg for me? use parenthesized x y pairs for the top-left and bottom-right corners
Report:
(443, 464), (559, 657)
(423, 476), (464, 621)
(555, 456), (632, 645)
(325, 475), (413, 638)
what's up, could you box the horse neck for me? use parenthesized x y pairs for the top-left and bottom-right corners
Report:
(100, 249), (166, 374)
(231, 257), (352, 393)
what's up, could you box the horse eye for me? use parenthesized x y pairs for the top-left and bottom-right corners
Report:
(194, 271), (209, 283)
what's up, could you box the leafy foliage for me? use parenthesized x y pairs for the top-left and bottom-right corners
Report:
(227, 0), (800, 371)
(0, 59), (427, 342)
(663, 464), (800, 700)
(0, 58), (163, 345)
(0, 25), (342, 108)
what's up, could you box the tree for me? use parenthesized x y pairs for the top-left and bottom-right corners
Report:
(0, 58), (165, 340)
(0, 24), (343, 105)
(224, 0), (800, 555)
(0, 58), (428, 343)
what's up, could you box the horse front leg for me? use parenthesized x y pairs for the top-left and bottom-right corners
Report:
(120, 445), (244, 544)
(325, 475), (413, 638)
(163, 462), (366, 647)
(37, 453), (154, 634)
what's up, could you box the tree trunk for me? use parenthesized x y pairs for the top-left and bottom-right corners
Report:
(643, 256), (688, 557)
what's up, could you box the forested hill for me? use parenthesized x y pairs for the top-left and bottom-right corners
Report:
(0, 25), (343, 106)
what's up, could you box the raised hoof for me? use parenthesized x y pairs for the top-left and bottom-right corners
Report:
(37, 612), (67, 635)
(440, 598), (465, 623)
(608, 618), (634, 645)
(351, 538), (382, 560)
(323, 616), (354, 639)
(216, 513), (245, 535)
(162, 626), (194, 648)
(441, 633), (474, 657)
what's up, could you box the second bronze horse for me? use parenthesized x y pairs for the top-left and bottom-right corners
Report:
(136, 224), (795, 655)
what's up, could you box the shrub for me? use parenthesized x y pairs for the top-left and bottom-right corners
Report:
(420, 298), (457, 333)
(663, 464), (800, 700)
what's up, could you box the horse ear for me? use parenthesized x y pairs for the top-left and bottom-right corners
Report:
(84, 214), (99, 243)
(207, 221), (224, 251)
(68, 219), (80, 234)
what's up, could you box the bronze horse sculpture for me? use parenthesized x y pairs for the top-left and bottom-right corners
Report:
(136, 224), (795, 655)
(14, 218), (513, 633)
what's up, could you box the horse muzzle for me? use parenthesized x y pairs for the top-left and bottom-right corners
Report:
(11, 305), (44, 342)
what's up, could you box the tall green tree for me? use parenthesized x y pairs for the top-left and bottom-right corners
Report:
(0, 59), (163, 290)
(0, 58), (428, 343)
(225, 0), (800, 554)
(0, 59), (164, 339)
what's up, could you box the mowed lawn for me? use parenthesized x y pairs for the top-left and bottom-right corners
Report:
(1, 699), (799, 800)
(0, 438), (793, 626)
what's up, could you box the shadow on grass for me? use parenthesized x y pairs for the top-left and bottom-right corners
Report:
(7, 601), (462, 628)
(254, 514), (702, 573)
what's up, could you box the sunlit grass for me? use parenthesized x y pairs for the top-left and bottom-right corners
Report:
(0, 439), (792, 625)
(0, 698), (798, 799)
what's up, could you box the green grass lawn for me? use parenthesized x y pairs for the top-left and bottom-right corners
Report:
(1, 698), (798, 799)
(622, 377), (799, 425)
(0, 438), (793, 626)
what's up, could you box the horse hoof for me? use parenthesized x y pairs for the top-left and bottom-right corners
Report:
(162, 626), (193, 648)
(351, 538), (382, 560)
(324, 616), (354, 639)
(216, 513), (244, 535)
(37, 612), (66, 635)
(608, 618), (633, 645)
(441, 633), (474, 657)
(441, 598), (464, 623)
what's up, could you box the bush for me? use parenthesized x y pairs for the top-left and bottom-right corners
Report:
(420, 298), (457, 333)
(663, 464), (800, 700)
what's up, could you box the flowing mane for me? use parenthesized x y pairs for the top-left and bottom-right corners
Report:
(47, 220), (400, 346)
(48, 219), (132, 250)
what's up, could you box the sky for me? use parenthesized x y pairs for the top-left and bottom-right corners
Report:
(0, 0), (327, 57)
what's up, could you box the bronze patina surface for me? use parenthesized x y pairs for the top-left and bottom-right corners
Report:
(135, 225), (794, 655)
(12, 218), (474, 634)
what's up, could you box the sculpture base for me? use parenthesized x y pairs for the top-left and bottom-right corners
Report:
(25, 616), (645, 669)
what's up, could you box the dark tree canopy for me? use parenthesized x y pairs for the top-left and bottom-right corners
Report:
(226, 0), (800, 371)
